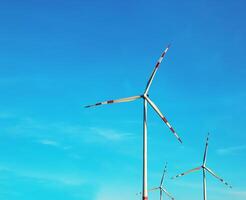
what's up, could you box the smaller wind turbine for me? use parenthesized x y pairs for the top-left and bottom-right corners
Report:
(172, 133), (232, 200)
(150, 163), (175, 200)
(137, 163), (174, 200)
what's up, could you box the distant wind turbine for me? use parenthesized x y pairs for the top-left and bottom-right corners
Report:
(85, 44), (182, 200)
(172, 133), (232, 200)
(136, 163), (174, 200)
(149, 163), (175, 200)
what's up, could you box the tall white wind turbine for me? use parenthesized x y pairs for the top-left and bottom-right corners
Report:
(149, 163), (175, 200)
(85, 45), (182, 200)
(172, 133), (232, 200)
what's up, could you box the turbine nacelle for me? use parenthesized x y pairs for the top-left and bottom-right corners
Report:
(143, 93), (149, 99)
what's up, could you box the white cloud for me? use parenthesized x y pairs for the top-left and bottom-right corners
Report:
(216, 145), (246, 155)
(95, 185), (135, 200)
(90, 127), (134, 141)
(2, 113), (134, 145)
(30, 173), (85, 186)
(0, 164), (85, 186)
(227, 189), (246, 198)
(38, 139), (59, 147)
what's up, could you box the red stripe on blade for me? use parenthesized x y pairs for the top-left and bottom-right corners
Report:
(155, 62), (160, 68)
(161, 52), (166, 57)
(162, 117), (168, 123)
(170, 127), (175, 133)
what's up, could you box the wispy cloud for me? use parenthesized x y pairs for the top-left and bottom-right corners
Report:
(37, 139), (73, 153)
(2, 114), (134, 146)
(216, 145), (246, 155)
(38, 139), (59, 147)
(28, 172), (85, 186)
(227, 189), (246, 198)
(95, 185), (135, 200)
(90, 127), (134, 141)
(0, 164), (85, 186)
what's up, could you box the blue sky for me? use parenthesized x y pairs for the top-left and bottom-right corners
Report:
(0, 0), (246, 199)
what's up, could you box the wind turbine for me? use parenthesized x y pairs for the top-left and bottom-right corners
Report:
(149, 163), (175, 200)
(172, 133), (232, 200)
(85, 44), (182, 200)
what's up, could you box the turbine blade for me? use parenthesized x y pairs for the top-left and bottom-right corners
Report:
(144, 44), (171, 94)
(203, 133), (210, 165)
(172, 166), (202, 179)
(145, 96), (182, 143)
(205, 167), (232, 188)
(84, 95), (142, 108)
(149, 187), (160, 192)
(161, 187), (175, 200)
(137, 187), (159, 195)
(160, 163), (168, 186)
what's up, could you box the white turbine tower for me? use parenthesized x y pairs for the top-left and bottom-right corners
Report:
(149, 163), (175, 200)
(172, 133), (232, 200)
(85, 44), (182, 200)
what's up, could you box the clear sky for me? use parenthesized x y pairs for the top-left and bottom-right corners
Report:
(0, 0), (245, 200)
